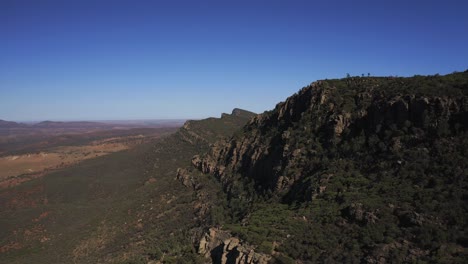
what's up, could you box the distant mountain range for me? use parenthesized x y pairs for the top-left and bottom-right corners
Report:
(0, 119), (28, 129)
(0, 119), (185, 129)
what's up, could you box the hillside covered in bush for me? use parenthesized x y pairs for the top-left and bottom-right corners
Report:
(189, 71), (468, 263)
(2, 72), (467, 264)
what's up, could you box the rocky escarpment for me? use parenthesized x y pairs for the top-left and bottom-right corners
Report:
(187, 72), (468, 263)
(193, 74), (468, 200)
(177, 108), (256, 146)
(177, 162), (272, 264)
(198, 228), (270, 264)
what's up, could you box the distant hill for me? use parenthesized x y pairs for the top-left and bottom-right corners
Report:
(177, 108), (256, 145)
(32, 120), (108, 128)
(221, 108), (256, 119)
(0, 120), (114, 133)
(0, 119), (185, 155)
(0, 119), (26, 129)
(0, 119), (184, 130)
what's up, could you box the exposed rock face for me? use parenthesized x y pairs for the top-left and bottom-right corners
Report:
(175, 168), (196, 188)
(193, 77), (468, 200)
(178, 121), (209, 145)
(191, 155), (225, 176)
(341, 202), (378, 225)
(186, 73), (468, 263)
(198, 228), (271, 264)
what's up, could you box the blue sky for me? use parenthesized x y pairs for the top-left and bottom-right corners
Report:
(1, 0), (467, 121)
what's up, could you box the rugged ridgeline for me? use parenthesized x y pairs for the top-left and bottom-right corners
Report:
(177, 108), (256, 146)
(190, 72), (468, 263)
(0, 110), (253, 264)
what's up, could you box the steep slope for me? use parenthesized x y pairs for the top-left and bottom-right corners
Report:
(193, 72), (468, 263)
(0, 109), (252, 263)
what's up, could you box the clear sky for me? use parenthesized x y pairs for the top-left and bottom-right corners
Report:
(1, 0), (467, 121)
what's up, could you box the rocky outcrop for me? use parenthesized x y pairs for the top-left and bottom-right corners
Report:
(341, 203), (378, 225)
(192, 76), (468, 200)
(185, 73), (468, 263)
(175, 168), (196, 188)
(231, 108), (256, 118)
(191, 155), (225, 176)
(177, 120), (210, 145)
(198, 228), (271, 264)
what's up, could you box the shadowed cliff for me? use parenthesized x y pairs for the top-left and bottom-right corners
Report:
(191, 72), (468, 263)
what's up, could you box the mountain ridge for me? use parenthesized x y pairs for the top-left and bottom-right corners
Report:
(0, 119), (26, 129)
(189, 72), (468, 263)
(178, 108), (256, 146)
(196, 73), (467, 197)
(1, 73), (467, 263)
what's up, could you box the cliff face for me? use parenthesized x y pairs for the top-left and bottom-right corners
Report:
(189, 73), (468, 263)
(198, 228), (271, 264)
(194, 74), (468, 201)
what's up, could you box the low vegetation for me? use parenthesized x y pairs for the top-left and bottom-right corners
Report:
(1, 72), (467, 263)
(193, 71), (468, 263)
